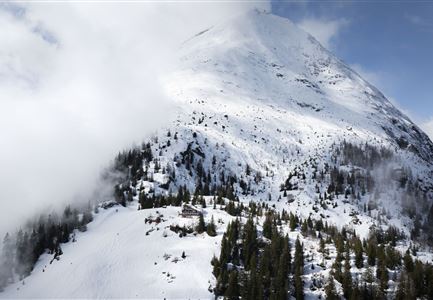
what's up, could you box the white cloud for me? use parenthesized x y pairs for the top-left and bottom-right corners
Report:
(351, 63), (417, 116)
(350, 64), (420, 123)
(0, 2), (270, 235)
(350, 63), (384, 87)
(405, 14), (433, 28)
(297, 17), (348, 49)
(421, 119), (433, 141)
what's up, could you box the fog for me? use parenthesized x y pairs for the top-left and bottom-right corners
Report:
(0, 2), (269, 236)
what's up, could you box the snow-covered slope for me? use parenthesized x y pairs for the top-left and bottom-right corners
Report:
(2, 9), (433, 299)
(1, 202), (233, 298)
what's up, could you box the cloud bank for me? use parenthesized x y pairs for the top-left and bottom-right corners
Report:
(0, 2), (269, 235)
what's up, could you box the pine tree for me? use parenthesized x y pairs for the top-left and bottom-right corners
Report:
(289, 213), (297, 231)
(331, 235), (344, 284)
(385, 245), (401, 270)
(403, 251), (414, 273)
(275, 239), (290, 300)
(412, 260), (424, 298)
(362, 267), (375, 297)
(0, 233), (14, 289)
(332, 244), (344, 284)
(342, 247), (353, 299)
(242, 218), (257, 269)
(325, 276), (339, 300)
(425, 266), (433, 299)
(354, 237), (364, 268)
(259, 245), (272, 297)
(395, 273), (407, 300)
(294, 273), (303, 300)
(294, 237), (304, 300)
(211, 255), (220, 278)
(301, 219), (308, 236)
(376, 245), (388, 295)
(263, 213), (273, 239)
(246, 255), (258, 300)
(225, 271), (240, 300)
(196, 213), (206, 233)
(206, 216), (217, 237)
(366, 237), (376, 266)
(396, 271), (415, 300)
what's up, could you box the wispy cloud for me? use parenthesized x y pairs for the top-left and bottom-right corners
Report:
(350, 63), (383, 87)
(421, 119), (433, 141)
(297, 17), (349, 49)
(404, 14), (433, 32)
(349, 63), (419, 122)
(405, 14), (433, 28)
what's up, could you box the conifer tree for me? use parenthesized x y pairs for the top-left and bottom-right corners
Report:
(413, 260), (425, 298)
(260, 245), (272, 296)
(385, 245), (401, 270)
(196, 214), (206, 234)
(354, 237), (364, 268)
(0, 233), (14, 289)
(211, 255), (220, 278)
(246, 255), (259, 300)
(325, 276), (339, 300)
(395, 273), (407, 300)
(294, 237), (304, 300)
(275, 239), (290, 300)
(366, 238), (376, 266)
(301, 219), (308, 236)
(332, 247), (344, 284)
(395, 271), (415, 300)
(242, 218), (257, 269)
(342, 247), (353, 299)
(206, 216), (217, 237)
(362, 267), (375, 296)
(263, 213), (273, 239)
(225, 271), (240, 300)
(376, 245), (388, 295)
(289, 213), (297, 231)
(403, 251), (414, 273)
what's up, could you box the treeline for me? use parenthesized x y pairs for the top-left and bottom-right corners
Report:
(337, 141), (393, 170)
(281, 142), (383, 197)
(0, 204), (95, 291)
(112, 132), (269, 209)
(135, 187), (240, 212)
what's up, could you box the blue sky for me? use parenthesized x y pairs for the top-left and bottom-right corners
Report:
(271, 0), (433, 124)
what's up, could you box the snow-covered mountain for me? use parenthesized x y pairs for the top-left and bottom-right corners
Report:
(161, 9), (433, 234)
(168, 9), (433, 163)
(2, 10), (433, 299)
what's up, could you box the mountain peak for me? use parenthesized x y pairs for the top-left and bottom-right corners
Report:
(170, 11), (433, 163)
